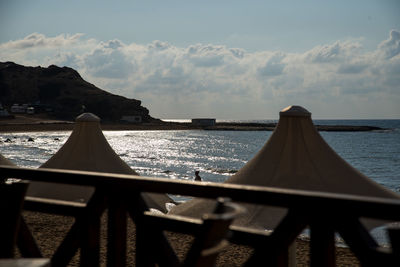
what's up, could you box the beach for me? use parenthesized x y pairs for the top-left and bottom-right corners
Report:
(22, 211), (360, 266)
(5, 115), (398, 266)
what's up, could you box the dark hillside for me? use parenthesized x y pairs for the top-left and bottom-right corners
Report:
(0, 62), (153, 122)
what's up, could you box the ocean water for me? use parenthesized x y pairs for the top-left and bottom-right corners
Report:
(1, 119), (399, 193)
(1, 119), (399, 245)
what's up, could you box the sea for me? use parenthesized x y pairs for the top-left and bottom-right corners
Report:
(1, 119), (399, 245)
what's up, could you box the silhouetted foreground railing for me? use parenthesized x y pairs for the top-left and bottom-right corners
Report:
(1, 165), (399, 266)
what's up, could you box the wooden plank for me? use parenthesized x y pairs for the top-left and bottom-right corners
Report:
(310, 221), (335, 267)
(79, 191), (107, 267)
(80, 212), (101, 267)
(107, 195), (127, 267)
(0, 258), (50, 267)
(24, 196), (86, 216)
(51, 191), (107, 267)
(0, 182), (28, 258)
(335, 217), (391, 266)
(387, 227), (400, 265)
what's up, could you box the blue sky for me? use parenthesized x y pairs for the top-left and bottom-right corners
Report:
(1, 0), (399, 119)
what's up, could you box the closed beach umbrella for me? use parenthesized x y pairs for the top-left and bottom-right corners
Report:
(27, 113), (173, 212)
(170, 106), (400, 229)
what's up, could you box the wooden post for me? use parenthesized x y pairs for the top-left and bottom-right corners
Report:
(80, 213), (101, 267)
(388, 226), (400, 265)
(310, 222), (336, 267)
(107, 195), (127, 267)
(0, 182), (29, 258)
(79, 191), (107, 267)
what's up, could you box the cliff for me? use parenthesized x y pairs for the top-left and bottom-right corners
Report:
(0, 62), (153, 122)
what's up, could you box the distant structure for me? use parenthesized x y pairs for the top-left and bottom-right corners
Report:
(9, 103), (35, 114)
(191, 118), (216, 126)
(0, 103), (11, 118)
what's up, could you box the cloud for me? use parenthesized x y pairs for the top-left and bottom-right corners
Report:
(337, 62), (368, 74)
(257, 53), (286, 77)
(83, 40), (136, 79)
(305, 41), (362, 63)
(378, 29), (400, 59)
(3, 32), (84, 49)
(0, 30), (399, 119)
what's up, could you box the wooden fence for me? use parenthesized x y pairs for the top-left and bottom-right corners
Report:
(1, 165), (399, 266)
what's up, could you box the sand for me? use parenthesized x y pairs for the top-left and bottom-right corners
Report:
(20, 211), (360, 266)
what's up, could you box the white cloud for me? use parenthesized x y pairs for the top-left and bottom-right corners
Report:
(378, 30), (400, 59)
(1, 30), (399, 119)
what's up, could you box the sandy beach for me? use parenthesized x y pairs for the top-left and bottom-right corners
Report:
(20, 211), (360, 266)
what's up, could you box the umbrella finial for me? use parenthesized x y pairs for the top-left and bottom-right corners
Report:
(76, 113), (100, 122)
(279, 105), (311, 117)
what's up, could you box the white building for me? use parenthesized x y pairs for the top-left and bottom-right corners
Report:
(10, 104), (26, 113)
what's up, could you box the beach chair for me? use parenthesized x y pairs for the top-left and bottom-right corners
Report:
(0, 181), (29, 258)
(135, 198), (244, 267)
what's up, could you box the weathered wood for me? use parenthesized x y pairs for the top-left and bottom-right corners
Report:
(80, 213), (101, 267)
(0, 182), (29, 258)
(79, 191), (107, 267)
(310, 220), (335, 267)
(388, 227), (400, 265)
(107, 194), (127, 267)
(0, 258), (50, 267)
(24, 196), (86, 216)
(183, 199), (243, 267)
(335, 217), (394, 266)
(51, 191), (107, 267)
(126, 191), (155, 267)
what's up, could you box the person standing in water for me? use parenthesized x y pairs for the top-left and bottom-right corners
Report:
(194, 171), (202, 181)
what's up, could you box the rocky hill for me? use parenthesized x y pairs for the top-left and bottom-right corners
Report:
(0, 62), (154, 122)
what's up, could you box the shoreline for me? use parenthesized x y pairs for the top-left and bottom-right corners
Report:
(0, 121), (387, 133)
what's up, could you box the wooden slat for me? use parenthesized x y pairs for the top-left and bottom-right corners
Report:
(310, 221), (335, 267)
(79, 191), (107, 267)
(24, 196), (86, 216)
(107, 195), (127, 267)
(0, 182), (28, 258)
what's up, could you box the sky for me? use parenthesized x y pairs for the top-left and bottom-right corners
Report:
(0, 0), (399, 119)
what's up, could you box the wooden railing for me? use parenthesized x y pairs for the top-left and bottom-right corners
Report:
(1, 165), (399, 266)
